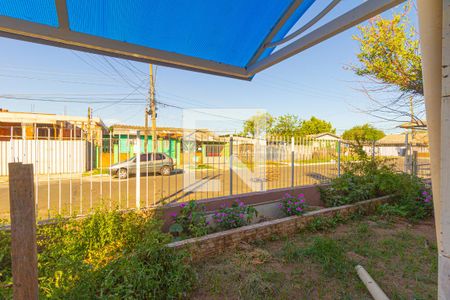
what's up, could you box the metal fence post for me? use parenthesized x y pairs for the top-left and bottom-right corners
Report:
(404, 133), (409, 173)
(372, 140), (376, 161)
(229, 135), (233, 196)
(337, 140), (341, 177)
(135, 130), (141, 209)
(291, 136), (294, 188)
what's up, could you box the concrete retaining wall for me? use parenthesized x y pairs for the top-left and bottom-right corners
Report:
(167, 196), (391, 260)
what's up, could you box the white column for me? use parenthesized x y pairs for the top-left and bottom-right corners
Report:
(418, 1), (449, 298)
(440, 1), (450, 298)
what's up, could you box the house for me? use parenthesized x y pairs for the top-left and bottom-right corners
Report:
(0, 109), (108, 175)
(107, 125), (222, 166)
(377, 133), (429, 157)
(0, 108), (107, 143)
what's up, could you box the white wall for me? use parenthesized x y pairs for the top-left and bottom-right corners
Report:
(0, 140), (88, 175)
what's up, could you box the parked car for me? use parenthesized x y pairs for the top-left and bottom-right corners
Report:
(109, 152), (173, 179)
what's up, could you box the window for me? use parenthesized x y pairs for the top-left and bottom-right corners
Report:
(140, 153), (148, 161)
(205, 144), (224, 157)
(154, 153), (164, 160)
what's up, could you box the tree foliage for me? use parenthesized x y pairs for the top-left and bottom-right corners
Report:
(242, 114), (335, 138)
(241, 112), (274, 137)
(353, 12), (422, 95)
(342, 124), (385, 142)
(351, 5), (424, 123)
(298, 117), (336, 137)
(271, 114), (302, 137)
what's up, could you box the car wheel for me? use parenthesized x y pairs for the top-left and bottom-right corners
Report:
(118, 168), (128, 179)
(160, 166), (171, 176)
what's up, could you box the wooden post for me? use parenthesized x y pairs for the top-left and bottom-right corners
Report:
(8, 163), (38, 300)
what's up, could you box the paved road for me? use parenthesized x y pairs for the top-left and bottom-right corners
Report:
(0, 163), (339, 219)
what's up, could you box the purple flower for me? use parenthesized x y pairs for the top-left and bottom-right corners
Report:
(287, 208), (291, 212)
(239, 201), (244, 207)
(239, 213), (244, 219)
(296, 207), (302, 211)
(298, 193), (305, 198)
(300, 199), (305, 203)
(170, 212), (177, 218)
(422, 191), (428, 196)
(424, 198), (430, 203)
(180, 203), (186, 208)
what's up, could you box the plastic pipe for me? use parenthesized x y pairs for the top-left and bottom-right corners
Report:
(355, 265), (389, 300)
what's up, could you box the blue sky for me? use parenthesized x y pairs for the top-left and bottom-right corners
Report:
(0, 1), (417, 135)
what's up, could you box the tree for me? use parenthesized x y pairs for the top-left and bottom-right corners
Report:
(298, 116), (335, 137)
(342, 124), (385, 142)
(351, 5), (424, 123)
(241, 112), (274, 137)
(270, 114), (301, 137)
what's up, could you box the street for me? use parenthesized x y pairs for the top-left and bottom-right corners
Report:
(0, 163), (339, 219)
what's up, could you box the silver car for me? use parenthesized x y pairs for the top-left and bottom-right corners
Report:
(109, 152), (173, 179)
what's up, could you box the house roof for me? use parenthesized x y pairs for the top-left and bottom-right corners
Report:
(0, 109), (105, 128)
(110, 124), (220, 141)
(377, 132), (428, 145)
(0, 1), (403, 79)
(399, 120), (427, 129)
(306, 132), (341, 139)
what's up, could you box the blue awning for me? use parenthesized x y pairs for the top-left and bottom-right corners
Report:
(0, 0), (403, 79)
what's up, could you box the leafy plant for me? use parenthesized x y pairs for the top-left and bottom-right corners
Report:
(1, 209), (196, 299)
(320, 143), (433, 221)
(279, 193), (307, 216)
(212, 200), (257, 230)
(169, 200), (209, 240)
(0, 227), (12, 296)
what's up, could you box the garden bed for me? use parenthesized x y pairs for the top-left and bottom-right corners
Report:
(167, 195), (392, 260)
(192, 215), (437, 299)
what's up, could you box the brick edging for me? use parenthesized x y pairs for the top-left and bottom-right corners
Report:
(167, 195), (392, 260)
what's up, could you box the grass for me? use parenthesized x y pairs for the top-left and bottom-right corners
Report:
(82, 168), (111, 177)
(192, 215), (437, 299)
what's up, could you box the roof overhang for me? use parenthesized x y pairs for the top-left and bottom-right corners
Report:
(0, 0), (404, 80)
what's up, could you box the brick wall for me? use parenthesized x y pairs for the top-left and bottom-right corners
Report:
(167, 196), (391, 260)
(158, 184), (326, 230)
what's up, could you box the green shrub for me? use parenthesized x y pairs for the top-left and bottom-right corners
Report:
(0, 209), (196, 299)
(320, 144), (433, 221)
(212, 200), (257, 230)
(279, 192), (307, 216)
(0, 228), (12, 296)
(169, 201), (209, 240)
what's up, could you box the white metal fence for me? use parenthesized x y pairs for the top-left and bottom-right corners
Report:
(0, 126), (430, 220)
(0, 139), (89, 175)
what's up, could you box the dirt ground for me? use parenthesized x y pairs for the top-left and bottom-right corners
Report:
(191, 216), (437, 300)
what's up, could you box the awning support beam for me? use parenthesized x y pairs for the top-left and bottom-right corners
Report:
(55, 0), (69, 31)
(247, 0), (305, 66)
(247, 0), (405, 76)
(0, 16), (249, 80)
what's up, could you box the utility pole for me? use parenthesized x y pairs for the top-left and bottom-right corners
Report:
(150, 64), (157, 153)
(87, 107), (92, 140)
